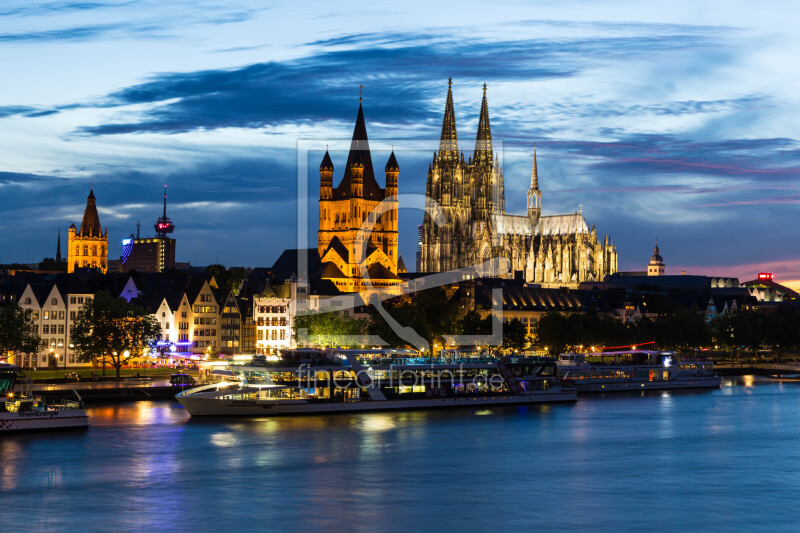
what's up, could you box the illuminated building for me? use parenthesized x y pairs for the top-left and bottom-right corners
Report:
(420, 79), (617, 287)
(67, 186), (108, 273)
(647, 241), (665, 276)
(317, 97), (402, 292)
(120, 186), (176, 273)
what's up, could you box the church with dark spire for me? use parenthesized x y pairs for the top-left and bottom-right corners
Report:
(420, 79), (617, 287)
(317, 97), (403, 292)
(67, 186), (108, 273)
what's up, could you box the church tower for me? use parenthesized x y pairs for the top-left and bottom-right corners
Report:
(472, 84), (504, 218)
(647, 241), (665, 276)
(317, 96), (400, 292)
(67, 186), (108, 273)
(421, 77), (472, 273)
(527, 146), (541, 225)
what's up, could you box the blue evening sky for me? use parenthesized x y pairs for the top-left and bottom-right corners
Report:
(0, 1), (798, 287)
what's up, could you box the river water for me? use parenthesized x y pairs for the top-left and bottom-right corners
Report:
(2, 378), (799, 532)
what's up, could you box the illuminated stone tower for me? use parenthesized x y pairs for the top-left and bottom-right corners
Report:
(317, 97), (401, 292)
(67, 186), (108, 273)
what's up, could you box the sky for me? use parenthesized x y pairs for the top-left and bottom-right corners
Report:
(0, 0), (799, 288)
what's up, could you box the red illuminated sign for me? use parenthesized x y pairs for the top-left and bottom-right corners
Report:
(757, 272), (774, 280)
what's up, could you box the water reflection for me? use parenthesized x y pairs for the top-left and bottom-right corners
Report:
(3, 385), (800, 531)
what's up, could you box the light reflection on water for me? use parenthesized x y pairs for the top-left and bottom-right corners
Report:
(2, 385), (800, 532)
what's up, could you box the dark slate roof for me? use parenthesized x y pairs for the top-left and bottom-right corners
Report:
(271, 249), (321, 279)
(324, 236), (349, 263)
(78, 187), (103, 237)
(320, 150), (334, 172)
(320, 262), (348, 279)
(333, 103), (384, 201)
(385, 151), (399, 172)
(367, 263), (400, 281)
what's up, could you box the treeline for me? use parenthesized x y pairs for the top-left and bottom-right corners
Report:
(536, 307), (800, 357)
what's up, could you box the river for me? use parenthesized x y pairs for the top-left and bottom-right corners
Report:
(2, 377), (799, 532)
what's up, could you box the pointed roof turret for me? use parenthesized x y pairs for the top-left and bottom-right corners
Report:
(79, 186), (103, 237)
(439, 77), (458, 159)
(385, 150), (399, 173)
(320, 149), (334, 172)
(334, 99), (382, 199)
(474, 83), (493, 166)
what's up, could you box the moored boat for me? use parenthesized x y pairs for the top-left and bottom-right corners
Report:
(0, 365), (90, 433)
(557, 350), (721, 393)
(177, 349), (577, 416)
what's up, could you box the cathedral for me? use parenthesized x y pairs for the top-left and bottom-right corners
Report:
(317, 98), (404, 293)
(420, 79), (617, 288)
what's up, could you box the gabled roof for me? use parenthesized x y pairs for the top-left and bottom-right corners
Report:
(367, 263), (400, 281)
(323, 236), (350, 264)
(320, 262), (348, 279)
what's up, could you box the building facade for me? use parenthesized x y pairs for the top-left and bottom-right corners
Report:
(317, 99), (402, 293)
(68, 187), (108, 273)
(420, 80), (617, 288)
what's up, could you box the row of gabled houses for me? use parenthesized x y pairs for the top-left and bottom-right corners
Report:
(0, 265), (339, 368)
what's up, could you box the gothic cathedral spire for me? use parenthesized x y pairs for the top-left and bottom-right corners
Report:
(527, 145), (541, 222)
(439, 77), (458, 160)
(473, 83), (493, 167)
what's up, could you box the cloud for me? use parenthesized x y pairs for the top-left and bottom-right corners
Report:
(72, 24), (728, 135)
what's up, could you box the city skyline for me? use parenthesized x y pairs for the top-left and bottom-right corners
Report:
(1, 1), (799, 288)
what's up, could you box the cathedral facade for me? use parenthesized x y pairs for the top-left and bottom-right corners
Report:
(317, 99), (403, 293)
(420, 80), (617, 288)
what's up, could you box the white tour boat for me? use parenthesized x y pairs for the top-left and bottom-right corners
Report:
(0, 365), (90, 433)
(557, 350), (721, 393)
(177, 349), (577, 416)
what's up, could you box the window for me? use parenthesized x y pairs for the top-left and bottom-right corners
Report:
(43, 325), (50, 334)
(58, 325), (64, 334)
(181, 311), (187, 318)
(162, 312), (166, 317)
(70, 297), (76, 304)
(83, 245), (88, 255)
(165, 323), (169, 329)
(59, 311), (65, 320)
(51, 298), (57, 305)
(78, 297), (84, 304)
(43, 311), (50, 320)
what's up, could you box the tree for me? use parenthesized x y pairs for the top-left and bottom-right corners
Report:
(711, 309), (763, 362)
(763, 307), (800, 363)
(368, 287), (464, 352)
(502, 317), (528, 353)
(655, 308), (711, 355)
(535, 311), (573, 355)
(38, 257), (66, 272)
(0, 304), (44, 365)
(70, 291), (161, 379)
(293, 311), (367, 348)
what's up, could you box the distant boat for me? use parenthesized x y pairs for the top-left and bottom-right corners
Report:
(0, 364), (90, 433)
(177, 349), (577, 416)
(557, 350), (721, 393)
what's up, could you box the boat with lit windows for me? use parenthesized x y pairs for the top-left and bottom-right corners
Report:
(557, 350), (721, 393)
(0, 365), (90, 432)
(176, 349), (576, 416)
